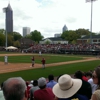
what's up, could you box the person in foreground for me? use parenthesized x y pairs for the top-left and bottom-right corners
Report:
(0, 82), (5, 100)
(74, 70), (92, 99)
(47, 74), (57, 88)
(53, 74), (89, 100)
(91, 67), (100, 100)
(2, 77), (28, 100)
(30, 80), (40, 100)
(85, 71), (97, 94)
(34, 77), (55, 100)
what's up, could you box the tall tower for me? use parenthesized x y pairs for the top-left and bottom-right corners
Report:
(23, 27), (31, 37)
(62, 25), (68, 33)
(3, 3), (13, 33)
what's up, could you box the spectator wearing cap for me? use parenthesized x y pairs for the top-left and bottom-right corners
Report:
(47, 74), (57, 88)
(2, 77), (28, 100)
(34, 77), (55, 100)
(29, 80), (40, 100)
(86, 71), (97, 94)
(53, 74), (89, 100)
(74, 70), (92, 99)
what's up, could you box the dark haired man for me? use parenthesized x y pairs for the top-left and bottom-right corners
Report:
(74, 70), (92, 99)
(30, 80), (40, 100)
(47, 74), (57, 88)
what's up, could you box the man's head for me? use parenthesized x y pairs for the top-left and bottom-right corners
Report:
(48, 74), (54, 81)
(85, 72), (92, 79)
(33, 80), (38, 86)
(74, 71), (83, 79)
(3, 77), (27, 100)
(38, 77), (47, 89)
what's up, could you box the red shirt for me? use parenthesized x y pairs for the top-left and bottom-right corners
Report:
(82, 76), (88, 81)
(32, 58), (34, 61)
(34, 88), (55, 100)
(41, 59), (45, 64)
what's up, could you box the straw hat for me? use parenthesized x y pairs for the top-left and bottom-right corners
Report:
(53, 74), (82, 98)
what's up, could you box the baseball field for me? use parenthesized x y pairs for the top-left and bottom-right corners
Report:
(0, 52), (100, 84)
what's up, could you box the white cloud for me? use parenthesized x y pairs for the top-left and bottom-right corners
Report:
(0, 0), (100, 38)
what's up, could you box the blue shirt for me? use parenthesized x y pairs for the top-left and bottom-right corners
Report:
(47, 80), (57, 88)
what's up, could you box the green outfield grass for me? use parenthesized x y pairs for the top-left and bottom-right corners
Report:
(0, 54), (84, 64)
(0, 59), (100, 84)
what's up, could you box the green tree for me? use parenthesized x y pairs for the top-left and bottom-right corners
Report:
(7, 34), (13, 46)
(75, 28), (90, 37)
(61, 30), (78, 43)
(13, 32), (22, 41)
(13, 40), (21, 48)
(0, 29), (5, 34)
(61, 31), (69, 39)
(67, 30), (78, 43)
(71, 40), (77, 44)
(45, 40), (50, 44)
(0, 33), (5, 46)
(25, 34), (32, 39)
(31, 30), (43, 43)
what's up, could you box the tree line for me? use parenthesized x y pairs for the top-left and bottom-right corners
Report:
(0, 28), (99, 48)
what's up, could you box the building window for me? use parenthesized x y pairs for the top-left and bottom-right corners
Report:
(93, 40), (97, 42)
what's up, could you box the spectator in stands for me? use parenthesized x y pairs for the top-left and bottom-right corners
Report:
(26, 81), (31, 100)
(74, 70), (92, 99)
(86, 71), (97, 94)
(47, 74), (57, 88)
(30, 80), (40, 100)
(2, 77), (28, 100)
(34, 77), (55, 100)
(82, 71), (88, 81)
(91, 67), (100, 100)
(28, 80), (33, 87)
(0, 82), (5, 100)
(53, 74), (89, 100)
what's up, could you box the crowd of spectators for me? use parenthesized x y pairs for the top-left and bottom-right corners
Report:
(26, 44), (100, 54)
(1, 66), (100, 100)
(0, 43), (100, 55)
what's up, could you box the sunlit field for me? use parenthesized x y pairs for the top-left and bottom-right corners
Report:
(0, 54), (84, 63)
(0, 52), (100, 84)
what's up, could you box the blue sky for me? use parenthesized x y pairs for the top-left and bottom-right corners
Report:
(0, 0), (100, 38)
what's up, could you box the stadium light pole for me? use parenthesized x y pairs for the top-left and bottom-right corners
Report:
(3, 7), (8, 49)
(86, 0), (97, 44)
(3, 30), (7, 49)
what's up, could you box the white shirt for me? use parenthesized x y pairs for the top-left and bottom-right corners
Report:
(4, 56), (8, 62)
(88, 78), (97, 94)
(0, 90), (5, 100)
